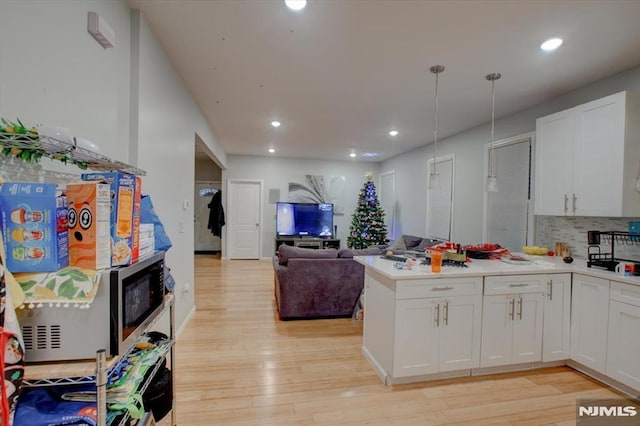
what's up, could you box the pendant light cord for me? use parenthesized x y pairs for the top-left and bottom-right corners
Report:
(430, 65), (445, 176)
(434, 71), (439, 169)
(490, 78), (495, 176)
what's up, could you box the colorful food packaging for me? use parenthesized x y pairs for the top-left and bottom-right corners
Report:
(81, 172), (136, 266)
(0, 182), (69, 272)
(66, 181), (111, 270)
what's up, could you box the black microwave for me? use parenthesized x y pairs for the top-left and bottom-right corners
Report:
(20, 252), (166, 362)
(109, 251), (166, 357)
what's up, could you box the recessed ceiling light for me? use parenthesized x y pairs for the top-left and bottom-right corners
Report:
(349, 152), (357, 158)
(362, 152), (379, 158)
(389, 130), (398, 136)
(268, 148), (275, 153)
(541, 38), (563, 51)
(285, 0), (306, 11)
(271, 121), (281, 128)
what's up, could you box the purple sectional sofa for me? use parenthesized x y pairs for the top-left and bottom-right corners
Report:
(272, 244), (382, 320)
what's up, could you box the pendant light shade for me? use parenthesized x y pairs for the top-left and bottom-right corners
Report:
(486, 72), (501, 192)
(428, 65), (445, 190)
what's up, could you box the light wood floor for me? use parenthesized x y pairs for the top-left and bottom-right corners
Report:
(171, 255), (632, 425)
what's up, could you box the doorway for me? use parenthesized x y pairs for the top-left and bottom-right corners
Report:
(194, 181), (221, 253)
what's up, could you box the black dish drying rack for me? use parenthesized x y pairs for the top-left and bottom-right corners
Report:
(587, 231), (640, 271)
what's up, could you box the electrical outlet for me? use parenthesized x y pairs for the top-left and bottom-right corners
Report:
(179, 221), (185, 233)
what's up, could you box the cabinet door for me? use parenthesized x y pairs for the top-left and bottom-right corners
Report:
(570, 274), (609, 374)
(438, 295), (482, 372)
(480, 295), (514, 368)
(511, 293), (544, 364)
(393, 298), (439, 377)
(534, 109), (574, 215)
(606, 300), (640, 391)
(362, 274), (395, 376)
(543, 274), (571, 362)
(573, 92), (626, 216)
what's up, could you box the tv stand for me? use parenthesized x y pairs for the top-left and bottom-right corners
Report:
(275, 237), (340, 253)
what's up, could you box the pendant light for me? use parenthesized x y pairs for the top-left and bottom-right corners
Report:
(428, 65), (445, 190)
(486, 72), (501, 192)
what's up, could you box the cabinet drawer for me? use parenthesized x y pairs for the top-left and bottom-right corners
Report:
(396, 277), (482, 299)
(484, 275), (547, 295)
(610, 281), (640, 307)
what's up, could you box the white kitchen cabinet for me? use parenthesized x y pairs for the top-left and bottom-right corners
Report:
(606, 281), (640, 391)
(534, 91), (640, 216)
(480, 293), (544, 367)
(542, 273), (571, 362)
(570, 274), (609, 373)
(393, 293), (482, 377)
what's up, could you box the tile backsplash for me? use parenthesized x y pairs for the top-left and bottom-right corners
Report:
(536, 216), (640, 260)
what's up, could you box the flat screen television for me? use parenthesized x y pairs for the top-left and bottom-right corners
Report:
(276, 202), (334, 237)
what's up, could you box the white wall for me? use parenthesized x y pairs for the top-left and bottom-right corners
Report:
(382, 65), (640, 245)
(0, 0), (227, 333)
(222, 155), (380, 257)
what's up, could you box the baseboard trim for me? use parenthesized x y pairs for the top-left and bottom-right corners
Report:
(176, 305), (196, 339)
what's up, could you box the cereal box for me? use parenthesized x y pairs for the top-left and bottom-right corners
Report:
(130, 176), (142, 264)
(66, 181), (111, 270)
(0, 182), (69, 272)
(81, 172), (136, 266)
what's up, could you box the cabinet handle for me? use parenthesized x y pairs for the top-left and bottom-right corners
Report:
(435, 303), (440, 327)
(509, 283), (529, 287)
(518, 296), (523, 320)
(547, 280), (553, 301)
(572, 193), (577, 213)
(432, 286), (454, 291)
(564, 194), (568, 214)
(509, 298), (515, 321)
(443, 301), (449, 326)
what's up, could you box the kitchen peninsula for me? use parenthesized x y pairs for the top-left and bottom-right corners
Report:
(354, 255), (640, 399)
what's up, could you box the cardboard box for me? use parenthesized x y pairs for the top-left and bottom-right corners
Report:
(66, 181), (111, 270)
(0, 182), (69, 272)
(81, 172), (136, 266)
(130, 176), (142, 264)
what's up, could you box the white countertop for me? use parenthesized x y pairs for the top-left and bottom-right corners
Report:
(354, 254), (640, 287)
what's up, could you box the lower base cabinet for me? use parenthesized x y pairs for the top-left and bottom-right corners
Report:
(480, 293), (544, 367)
(393, 294), (482, 377)
(606, 281), (640, 390)
(570, 274), (609, 374)
(542, 274), (572, 362)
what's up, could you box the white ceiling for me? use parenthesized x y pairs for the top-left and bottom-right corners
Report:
(129, 0), (640, 163)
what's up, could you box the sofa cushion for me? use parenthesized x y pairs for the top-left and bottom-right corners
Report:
(278, 244), (338, 265)
(337, 247), (382, 258)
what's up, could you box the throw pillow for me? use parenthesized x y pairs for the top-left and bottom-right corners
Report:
(402, 235), (423, 250)
(278, 244), (338, 265)
(386, 238), (407, 252)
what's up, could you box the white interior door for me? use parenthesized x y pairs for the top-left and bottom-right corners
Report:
(426, 155), (454, 241)
(227, 179), (262, 259)
(194, 181), (221, 252)
(484, 134), (533, 250)
(379, 171), (396, 241)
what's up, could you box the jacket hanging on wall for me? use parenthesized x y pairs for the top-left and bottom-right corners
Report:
(207, 190), (225, 237)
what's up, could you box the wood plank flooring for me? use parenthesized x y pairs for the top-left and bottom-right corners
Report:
(170, 254), (633, 425)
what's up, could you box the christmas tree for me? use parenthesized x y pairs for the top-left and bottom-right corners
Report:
(347, 172), (389, 249)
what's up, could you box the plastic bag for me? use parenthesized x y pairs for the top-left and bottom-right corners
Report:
(140, 195), (172, 252)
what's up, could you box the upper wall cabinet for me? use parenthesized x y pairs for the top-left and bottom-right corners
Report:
(534, 91), (640, 216)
